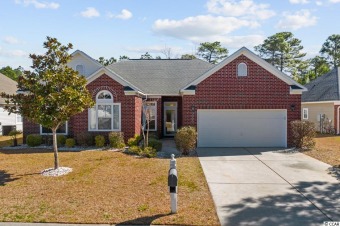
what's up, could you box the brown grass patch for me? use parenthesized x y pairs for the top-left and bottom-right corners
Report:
(302, 134), (340, 167)
(0, 149), (219, 225)
(0, 134), (23, 147)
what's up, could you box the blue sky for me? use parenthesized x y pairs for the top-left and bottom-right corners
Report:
(0, 0), (339, 69)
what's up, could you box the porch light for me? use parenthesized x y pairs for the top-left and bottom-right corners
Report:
(290, 104), (296, 111)
(191, 105), (196, 112)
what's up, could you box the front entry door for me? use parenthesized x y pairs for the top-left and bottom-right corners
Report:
(164, 102), (177, 136)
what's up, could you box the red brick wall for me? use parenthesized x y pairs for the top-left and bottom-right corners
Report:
(23, 118), (40, 143)
(70, 74), (141, 141)
(182, 55), (302, 146)
(334, 105), (340, 134)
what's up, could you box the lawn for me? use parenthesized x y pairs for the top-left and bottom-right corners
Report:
(0, 134), (23, 148)
(0, 148), (219, 225)
(302, 134), (340, 167)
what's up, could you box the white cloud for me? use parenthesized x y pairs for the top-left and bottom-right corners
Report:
(116, 9), (132, 20)
(329, 0), (340, 2)
(316, 1), (323, 5)
(0, 46), (28, 57)
(289, 0), (310, 4)
(153, 15), (259, 42)
(276, 9), (317, 30)
(107, 9), (133, 20)
(206, 0), (276, 20)
(14, 0), (59, 9)
(125, 45), (182, 53)
(3, 36), (21, 44)
(80, 7), (100, 18)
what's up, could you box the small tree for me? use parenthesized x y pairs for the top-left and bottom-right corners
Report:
(1, 36), (94, 169)
(8, 129), (22, 146)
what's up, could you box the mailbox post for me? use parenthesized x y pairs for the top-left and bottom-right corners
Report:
(168, 154), (178, 213)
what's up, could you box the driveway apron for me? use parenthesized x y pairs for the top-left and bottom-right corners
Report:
(197, 147), (339, 226)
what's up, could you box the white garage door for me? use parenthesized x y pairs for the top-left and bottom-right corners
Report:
(197, 110), (287, 147)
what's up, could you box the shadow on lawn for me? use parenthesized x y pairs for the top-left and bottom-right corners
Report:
(0, 170), (19, 186)
(221, 181), (339, 226)
(117, 213), (171, 225)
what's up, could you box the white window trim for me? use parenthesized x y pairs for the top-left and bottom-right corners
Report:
(76, 64), (85, 75)
(16, 114), (22, 124)
(302, 108), (308, 119)
(237, 62), (248, 77)
(88, 90), (121, 132)
(40, 122), (68, 135)
(143, 101), (157, 131)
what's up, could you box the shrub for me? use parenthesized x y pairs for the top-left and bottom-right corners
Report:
(8, 130), (22, 146)
(128, 134), (141, 147)
(76, 132), (93, 146)
(95, 135), (106, 148)
(148, 138), (162, 152)
(26, 134), (42, 147)
(57, 135), (66, 146)
(128, 146), (141, 155)
(175, 126), (197, 155)
(140, 146), (157, 158)
(109, 132), (125, 148)
(65, 138), (75, 148)
(291, 120), (316, 149)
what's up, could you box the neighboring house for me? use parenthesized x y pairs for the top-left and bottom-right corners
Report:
(302, 67), (340, 134)
(23, 47), (306, 147)
(0, 73), (23, 135)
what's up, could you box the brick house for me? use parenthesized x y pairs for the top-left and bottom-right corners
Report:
(23, 47), (306, 147)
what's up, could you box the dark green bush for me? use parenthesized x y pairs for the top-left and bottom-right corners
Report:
(175, 126), (197, 155)
(26, 134), (42, 147)
(291, 120), (316, 149)
(95, 135), (106, 148)
(140, 146), (157, 158)
(148, 138), (162, 152)
(127, 134), (141, 147)
(76, 132), (93, 146)
(57, 135), (66, 146)
(65, 138), (75, 148)
(109, 132), (125, 148)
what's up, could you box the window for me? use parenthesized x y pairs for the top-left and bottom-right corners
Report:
(143, 102), (157, 131)
(89, 91), (121, 131)
(302, 108), (308, 119)
(237, 63), (247, 77)
(16, 114), (22, 124)
(40, 122), (68, 135)
(76, 64), (84, 74)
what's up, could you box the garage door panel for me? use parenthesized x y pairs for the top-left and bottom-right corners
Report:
(197, 110), (286, 147)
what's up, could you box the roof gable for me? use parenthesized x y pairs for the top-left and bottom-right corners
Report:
(0, 73), (18, 104)
(68, 50), (103, 77)
(181, 47), (306, 93)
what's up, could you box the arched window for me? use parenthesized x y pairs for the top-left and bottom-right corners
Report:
(76, 64), (84, 75)
(237, 63), (247, 77)
(89, 91), (121, 131)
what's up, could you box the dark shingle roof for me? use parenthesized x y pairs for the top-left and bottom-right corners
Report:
(107, 59), (214, 95)
(302, 68), (339, 102)
(0, 73), (18, 104)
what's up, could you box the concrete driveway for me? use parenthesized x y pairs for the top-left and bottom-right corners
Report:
(197, 147), (340, 226)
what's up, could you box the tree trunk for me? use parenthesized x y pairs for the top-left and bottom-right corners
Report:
(52, 128), (59, 169)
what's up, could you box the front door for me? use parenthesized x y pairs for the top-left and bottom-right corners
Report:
(164, 102), (177, 136)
